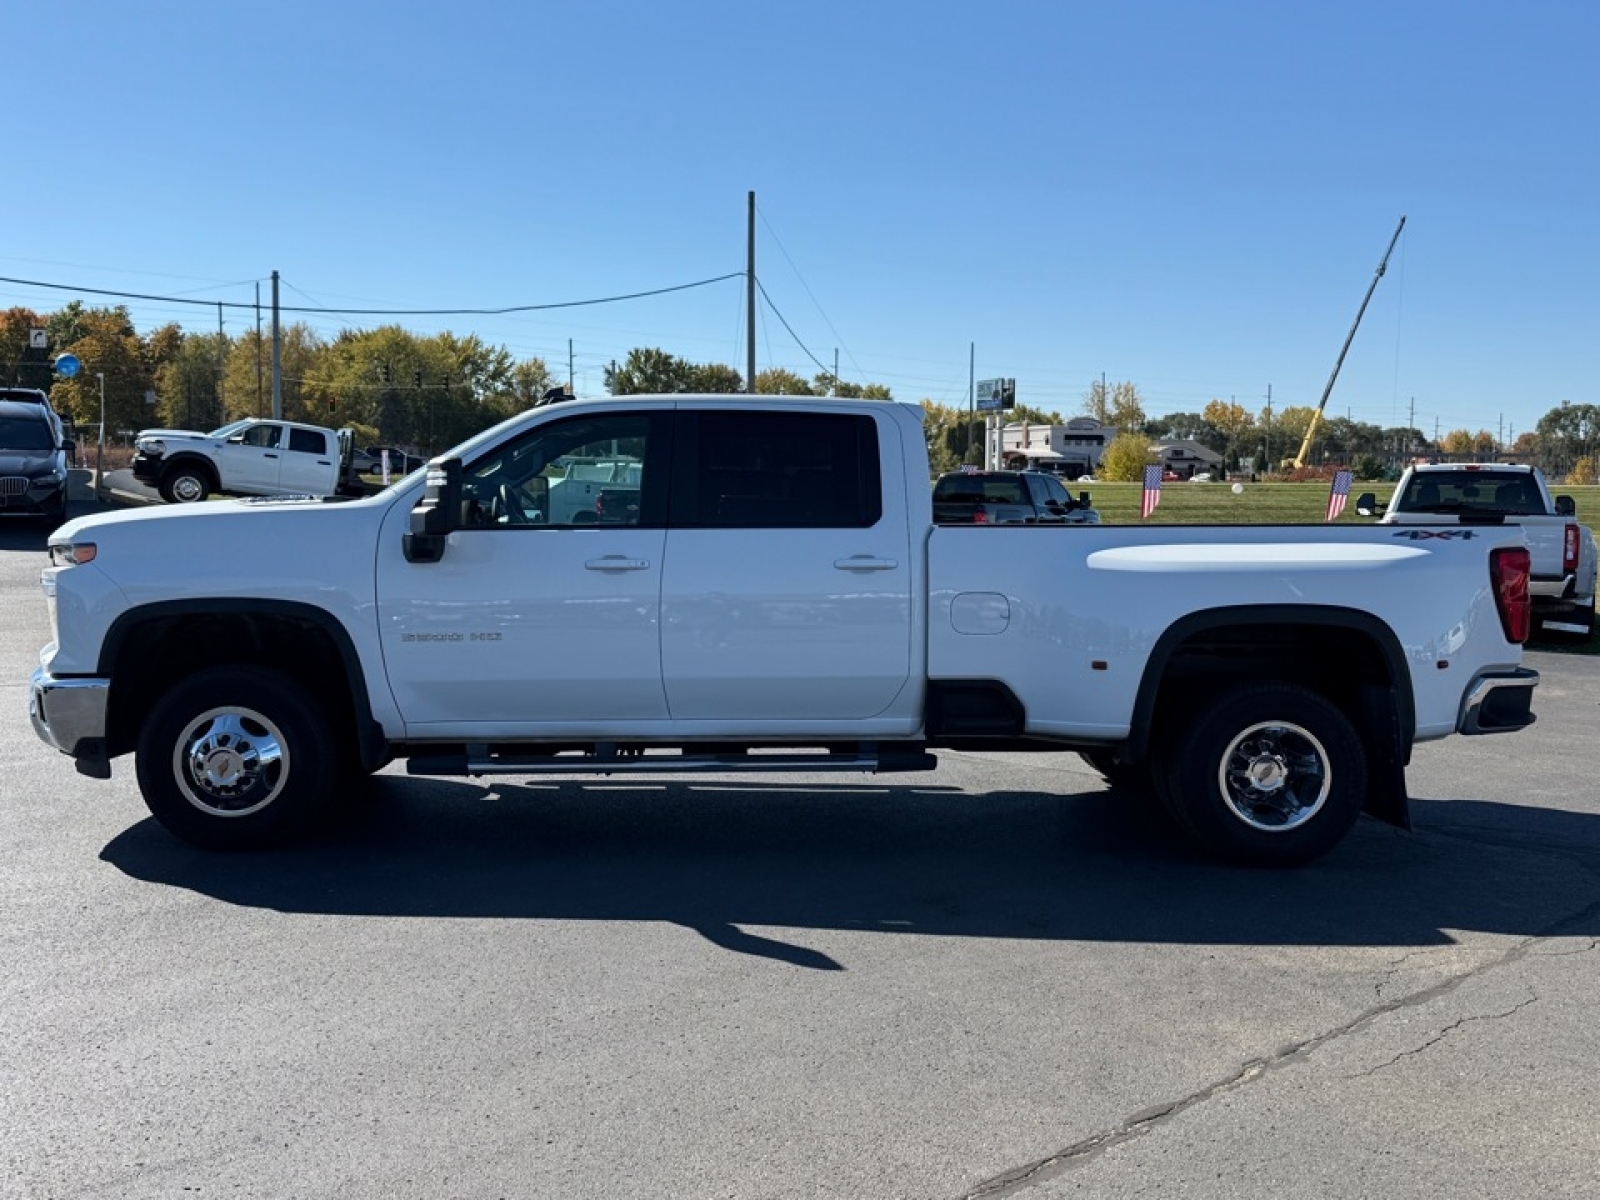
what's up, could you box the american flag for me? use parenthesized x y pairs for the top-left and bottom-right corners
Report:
(1140, 464), (1163, 519)
(1326, 468), (1354, 522)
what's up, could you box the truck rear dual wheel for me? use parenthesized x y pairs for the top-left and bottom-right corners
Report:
(135, 666), (339, 850)
(1158, 683), (1366, 867)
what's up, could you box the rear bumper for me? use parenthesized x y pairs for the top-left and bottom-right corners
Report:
(1458, 667), (1539, 734)
(29, 667), (113, 777)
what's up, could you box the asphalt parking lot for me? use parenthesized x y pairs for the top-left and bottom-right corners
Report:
(3, 498), (1598, 1199)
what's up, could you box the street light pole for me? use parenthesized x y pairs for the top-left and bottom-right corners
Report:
(95, 372), (106, 503)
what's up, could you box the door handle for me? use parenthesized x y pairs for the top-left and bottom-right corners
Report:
(833, 556), (898, 572)
(264, 453), (279, 459)
(585, 556), (651, 571)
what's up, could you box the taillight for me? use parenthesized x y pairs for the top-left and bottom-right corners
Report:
(1491, 546), (1531, 644)
(973, 510), (989, 524)
(1564, 523), (1579, 575)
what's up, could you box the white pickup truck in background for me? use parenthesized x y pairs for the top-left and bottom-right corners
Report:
(32, 396), (1539, 868)
(131, 417), (365, 503)
(1357, 462), (1597, 638)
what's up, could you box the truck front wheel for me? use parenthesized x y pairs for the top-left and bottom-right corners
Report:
(135, 666), (337, 850)
(1159, 683), (1366, 867)
(160, 465), (212, 504)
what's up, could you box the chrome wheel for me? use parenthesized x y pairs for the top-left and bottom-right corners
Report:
(171, 705), (290, 818)
(170, 473), (208, 502)
(1216, 719), (1330, 833)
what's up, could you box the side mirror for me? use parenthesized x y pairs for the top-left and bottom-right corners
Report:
(1078, 491), (1091, 508)
(1355, 491), (1378, 517)
(1555, 495), (1575, 516)
(403, 457), (463, 563)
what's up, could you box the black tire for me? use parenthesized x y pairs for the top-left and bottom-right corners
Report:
(135, 666), (339, 850)
(159, 464), (212, 504)
(40, 492), (68, 529)
(1157, 683), (1366, 867)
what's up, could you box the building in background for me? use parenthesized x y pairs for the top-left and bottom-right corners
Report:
(999, 417), (1116, 478)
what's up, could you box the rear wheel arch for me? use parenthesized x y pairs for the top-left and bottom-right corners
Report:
(1126, 606), (1411, 755)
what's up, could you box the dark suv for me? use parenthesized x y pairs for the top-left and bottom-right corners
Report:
(0, 398), (71, 525)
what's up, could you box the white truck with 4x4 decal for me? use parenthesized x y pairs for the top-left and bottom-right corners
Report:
(1357, 462), (1597, 638)
(132, 417), (363, 503)
(31, 395), (1539, 867)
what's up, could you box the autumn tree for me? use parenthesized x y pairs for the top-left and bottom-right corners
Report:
(919, 401), (978, 473)
(0, 306), (54, 390)
(1099, 431), (1155, 482)
(154, 332), (228, 431)
(1203, 399), (1253, 469)
(1082, 378), (1145, 432)
(47, 306), (148, 441)
(756, 368), (814, 395)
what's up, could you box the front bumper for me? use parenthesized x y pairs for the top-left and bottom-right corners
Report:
(29, 668), (113, 778)
(0, 476), (66, 515)
(131, 454), (163, 483)
(1458, 667), (1539, 735)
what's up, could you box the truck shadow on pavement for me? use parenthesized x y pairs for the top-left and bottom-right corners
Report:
(99, 777), (1600, 970)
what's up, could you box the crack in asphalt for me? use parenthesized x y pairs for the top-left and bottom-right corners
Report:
(959, 897), (1600, 1199)
(1348, 995), (1539, 1078)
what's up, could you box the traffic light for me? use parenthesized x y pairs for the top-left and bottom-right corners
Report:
(328, 397), (336, 413)
(380, 364), (391, 383)
(413, 370), (423, 389)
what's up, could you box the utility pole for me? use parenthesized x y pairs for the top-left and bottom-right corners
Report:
(1264, 384), (1272, 472)
(746, 191), (756, 394)
(832, 349), (839, 396)
(216, 302), (226, 424)
(255, 282), (264, 417)
(568, 339), (574, 392)
(967, 343), (976, 464)
(270, 269), (282, 420)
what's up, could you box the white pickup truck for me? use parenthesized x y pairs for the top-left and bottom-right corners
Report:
(30, 395), (1539, 867)
(131, 417), (363, 503)
(1357, 463), (1597, 638)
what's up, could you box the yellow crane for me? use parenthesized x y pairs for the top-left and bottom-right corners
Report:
(1292, 215), (1407, 469)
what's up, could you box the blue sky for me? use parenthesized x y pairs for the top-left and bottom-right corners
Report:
(7, 0), (1593, 444)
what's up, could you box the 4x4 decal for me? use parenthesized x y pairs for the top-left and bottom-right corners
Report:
(1391, 528), (1478, 540)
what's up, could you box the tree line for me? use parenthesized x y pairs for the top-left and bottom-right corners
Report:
(3, 304), (1592, 481)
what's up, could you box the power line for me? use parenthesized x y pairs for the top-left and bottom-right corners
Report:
(755, 279), (831, 377)
(0, 271), (746, 316)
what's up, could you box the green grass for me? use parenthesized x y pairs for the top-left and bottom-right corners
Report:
(1079, 480), (1600, 526)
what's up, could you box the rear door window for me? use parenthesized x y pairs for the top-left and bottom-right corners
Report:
(670, 410), (882, 528)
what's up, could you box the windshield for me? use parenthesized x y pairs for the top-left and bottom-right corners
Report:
(208, 418), (255, 438)
(0, 415), (56, 453)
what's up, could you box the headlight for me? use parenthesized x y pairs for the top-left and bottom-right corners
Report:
(48, 542), (97, 567)
(137, 437), (166, 455)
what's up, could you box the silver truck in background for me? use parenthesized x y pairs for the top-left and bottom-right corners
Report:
(1358, 462), (1597, 638)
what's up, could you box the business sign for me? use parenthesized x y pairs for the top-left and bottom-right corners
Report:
(976, 378), (1016, 413)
